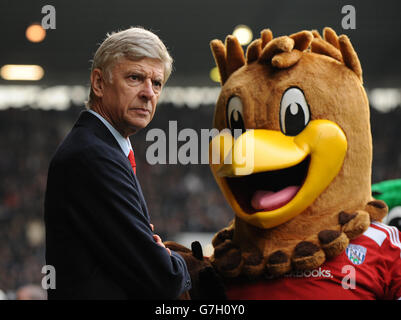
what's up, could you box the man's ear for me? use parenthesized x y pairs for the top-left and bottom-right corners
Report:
(90, 68), (104, 98)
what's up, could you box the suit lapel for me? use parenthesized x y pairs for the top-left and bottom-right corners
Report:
(131, 172), (150, 220)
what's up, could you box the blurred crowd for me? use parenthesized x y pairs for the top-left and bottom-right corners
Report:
(0, 102), (399, 298)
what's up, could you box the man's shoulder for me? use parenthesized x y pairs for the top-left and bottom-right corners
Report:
(51, 124), (123, 169)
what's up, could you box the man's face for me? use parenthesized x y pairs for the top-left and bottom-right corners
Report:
(95, 57), (165, 137)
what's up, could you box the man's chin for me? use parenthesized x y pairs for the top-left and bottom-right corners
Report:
(126, 119), (151, 135)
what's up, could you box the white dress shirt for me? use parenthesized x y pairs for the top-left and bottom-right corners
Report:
(88, 109), (133, 157)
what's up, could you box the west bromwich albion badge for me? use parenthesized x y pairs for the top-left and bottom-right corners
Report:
(346, 244), (367, 265)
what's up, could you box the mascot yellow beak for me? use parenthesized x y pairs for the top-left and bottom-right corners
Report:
(210, 120), (347, 229)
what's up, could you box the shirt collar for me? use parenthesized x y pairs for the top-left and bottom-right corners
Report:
(88, 109), (132, 157)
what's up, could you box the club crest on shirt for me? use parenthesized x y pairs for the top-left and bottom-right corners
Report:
(346, 244), (367, 265)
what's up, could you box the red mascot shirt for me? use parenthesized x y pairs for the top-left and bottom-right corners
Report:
(226, 222), (401, 300)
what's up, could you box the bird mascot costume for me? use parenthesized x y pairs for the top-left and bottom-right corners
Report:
(166, 27), (401, 300)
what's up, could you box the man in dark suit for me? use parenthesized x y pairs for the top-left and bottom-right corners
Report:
(44, 27), (191, 299)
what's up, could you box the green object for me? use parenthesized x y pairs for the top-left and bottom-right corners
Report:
(372, 179), (401, 211)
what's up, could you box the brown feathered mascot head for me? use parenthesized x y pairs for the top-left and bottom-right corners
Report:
(208, 27), (388, 278)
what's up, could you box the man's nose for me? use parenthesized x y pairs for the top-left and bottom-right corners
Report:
(139, 79), (155, 100)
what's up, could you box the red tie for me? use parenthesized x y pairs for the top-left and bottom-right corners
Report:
(128, 149), (136, 175)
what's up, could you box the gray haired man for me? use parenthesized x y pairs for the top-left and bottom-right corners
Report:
(44, 27), (191, 299)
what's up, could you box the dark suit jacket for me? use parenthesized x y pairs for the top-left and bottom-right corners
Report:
(44, 111), (191, 299)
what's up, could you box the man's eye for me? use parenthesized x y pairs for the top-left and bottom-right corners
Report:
(153, 81), (162, 88)
(129, 75), (141, 81)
